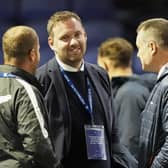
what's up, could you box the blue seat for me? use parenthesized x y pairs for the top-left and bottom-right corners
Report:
(0, 22), (13, 37)
(26, 20), (53, 66)
(0, 22), (14, 64)
(39, 47), (54, 66)
(21, 0), (67, 21)
(132, 50), (144, 74)
(84, 47), (98, 64)
(84, 20), (123, 47)
(26, 20), (48, 47)
(83, 20), (124, 64)
(72, 0), (115, 21)
(0, 0), (17, 21)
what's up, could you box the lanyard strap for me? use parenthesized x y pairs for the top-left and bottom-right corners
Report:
(0, 73), (16, 78)
(59, 66), (94, 124)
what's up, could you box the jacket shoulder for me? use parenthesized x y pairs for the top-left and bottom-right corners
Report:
(85, 62), (109, 81)
(36, 58), (55, 81)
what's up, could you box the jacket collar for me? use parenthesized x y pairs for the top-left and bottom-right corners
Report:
(47, 59), (108, 117)
(0, 64), (43, 93)
(157, 64), (168, 82)
(55, 56), (84, 72)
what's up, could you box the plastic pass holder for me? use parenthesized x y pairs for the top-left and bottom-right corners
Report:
(84, 125), (107, 160)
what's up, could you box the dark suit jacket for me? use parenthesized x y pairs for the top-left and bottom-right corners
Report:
(139, 66), (168, 168)
(36, 57), (137, 168)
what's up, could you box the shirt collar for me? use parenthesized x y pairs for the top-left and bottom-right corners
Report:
(55, 55), (84, 72)
(157, 63), (168, 79)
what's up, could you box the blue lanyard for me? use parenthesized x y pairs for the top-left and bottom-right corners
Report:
(59, 66), (94, 124)
(0, 73), (16, 78)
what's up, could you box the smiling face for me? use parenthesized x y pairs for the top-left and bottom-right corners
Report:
(48, 17), (87, 68)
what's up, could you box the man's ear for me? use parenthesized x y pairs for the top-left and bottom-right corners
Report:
(28, 48), (36, 62)
(48, 36), (54, 50)
(148, 41), (157, 56)
(97, 56), (109, 71)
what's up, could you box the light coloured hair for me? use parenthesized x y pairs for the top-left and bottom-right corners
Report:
(137, 18), (168, 48)
(2, 25), (38, 61)
(47, 10), (82, 37)
(98, 37), (133, 67)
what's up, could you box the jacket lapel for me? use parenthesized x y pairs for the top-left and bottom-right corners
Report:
(47, 58), (71, 156)
(85, 63), (109, 120)
(85, 63), (113, 148)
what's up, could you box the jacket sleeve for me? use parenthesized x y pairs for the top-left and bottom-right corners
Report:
(14, 80), (60, 168)
(151, 90), (168, 167)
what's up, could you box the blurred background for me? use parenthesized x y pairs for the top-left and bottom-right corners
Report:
(0, 0), (167, 74)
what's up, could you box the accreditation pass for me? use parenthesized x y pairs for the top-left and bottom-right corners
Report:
(84, 125), (107, 160)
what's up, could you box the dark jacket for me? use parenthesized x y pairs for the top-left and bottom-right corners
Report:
(0, 65), (59, 168)
(112, 74), (156, 160)
(36, 57), (137, 168)
(139, 66), (168, 168)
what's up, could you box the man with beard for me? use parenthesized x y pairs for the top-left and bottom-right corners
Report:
(36, 10), (137, 168)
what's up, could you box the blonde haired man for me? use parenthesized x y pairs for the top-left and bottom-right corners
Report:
(0, 26), (59, 168)
(36, 11), (137, 168)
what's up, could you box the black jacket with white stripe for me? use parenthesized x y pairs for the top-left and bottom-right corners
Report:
(0, 65), (60, 168)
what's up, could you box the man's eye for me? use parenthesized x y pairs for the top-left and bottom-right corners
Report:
(61, 36), (69, 41)
(75, 32), (81, 38)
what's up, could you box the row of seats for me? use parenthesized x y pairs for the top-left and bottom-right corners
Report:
(0, 19), (125, 62)
(0, 0), (115, 21)
(0, 0), (143, 73)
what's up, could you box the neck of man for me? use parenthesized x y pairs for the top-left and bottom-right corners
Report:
(109, 67), (133, 79)
(4, 58), (34, 75)
(56, 55), (84, 71)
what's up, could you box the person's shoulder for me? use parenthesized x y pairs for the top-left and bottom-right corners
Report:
(119, 73), (156, 92)
(86, 62), (110, 84)
(157, 72), (168, 93)
(85, 62), (108, 76)
(36, 58), (56, 77)
(115, 75), (150, 99)
(120, 78), (147, 93)
(85, 62), (100, 69)
(85, 62), (111, 92)
(37, 57), (56, 71)
(14, 77), (37, 91)
(138, 73), (157, 91)
(10, 77), (41, 100)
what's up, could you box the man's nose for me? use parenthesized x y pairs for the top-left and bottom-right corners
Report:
(70, 38), (78, 46)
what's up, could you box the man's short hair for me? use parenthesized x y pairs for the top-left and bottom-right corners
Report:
(137, 18), (168, 48)
(2, 25), (38, 61)
(98, 37), (133, 67)
(47, 10), (82, 37)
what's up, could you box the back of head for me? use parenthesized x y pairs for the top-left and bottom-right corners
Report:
(137, 18), (168, 49)
(2, 25), (38, 63)
(98, 37), (133, 68)
(47, 10), (82, 37)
